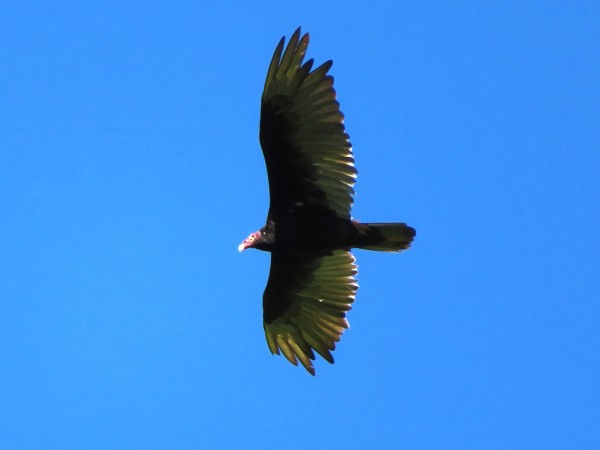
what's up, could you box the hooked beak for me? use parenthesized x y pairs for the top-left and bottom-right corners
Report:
(239, 231), (259, 252)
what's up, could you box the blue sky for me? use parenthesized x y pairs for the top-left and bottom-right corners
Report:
(1, 1), (598, 448)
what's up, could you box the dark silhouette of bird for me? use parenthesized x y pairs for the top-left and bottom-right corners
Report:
(239, 28), (415, 375)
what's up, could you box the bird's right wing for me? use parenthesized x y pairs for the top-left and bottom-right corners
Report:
(262, 250), (358, 375)
(260, 28), (356, 219)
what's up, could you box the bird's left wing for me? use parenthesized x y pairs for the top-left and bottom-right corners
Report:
(263, 250), (358, 375)
(260, 28), (356, 220)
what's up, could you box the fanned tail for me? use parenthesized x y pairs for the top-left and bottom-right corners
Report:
(357, 222), (416, 252)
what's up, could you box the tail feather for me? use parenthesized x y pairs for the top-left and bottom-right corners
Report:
(358, 222), (416, 252)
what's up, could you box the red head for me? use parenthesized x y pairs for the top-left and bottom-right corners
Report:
(238, 231), (262, 252)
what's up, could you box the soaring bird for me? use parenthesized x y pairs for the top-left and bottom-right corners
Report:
(239, 28), (415, 375)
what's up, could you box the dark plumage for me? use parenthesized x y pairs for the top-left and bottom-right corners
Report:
(239, 28), (415, 375)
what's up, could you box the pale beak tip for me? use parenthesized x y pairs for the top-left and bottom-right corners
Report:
(238, 243), (245, 252)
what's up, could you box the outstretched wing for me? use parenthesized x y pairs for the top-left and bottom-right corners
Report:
(260, 28), (356, 219)
(263, 250), (358, 375)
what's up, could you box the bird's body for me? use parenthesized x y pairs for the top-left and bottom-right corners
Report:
(253, 213), (355, 252)
(239, 28), (415, 375)
(251, 215), (412, 253)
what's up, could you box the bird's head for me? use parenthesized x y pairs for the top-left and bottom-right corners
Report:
(238, 230), (262, 252)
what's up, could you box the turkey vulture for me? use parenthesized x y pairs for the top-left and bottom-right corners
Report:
(239, 28), (415, 375)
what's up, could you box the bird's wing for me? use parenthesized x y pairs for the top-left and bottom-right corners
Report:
(263, 250), (358, 375)
(260, 28), (356, 219)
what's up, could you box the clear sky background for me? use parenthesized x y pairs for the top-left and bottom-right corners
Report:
(1, 1), (598, 449)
